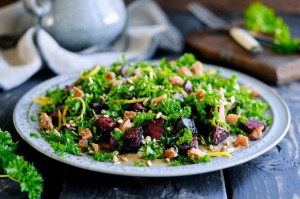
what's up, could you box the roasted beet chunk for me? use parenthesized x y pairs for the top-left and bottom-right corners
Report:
(119, 65), (130, 78)
(243, 118), (266, 134)
(173, 93), (184, 101)
(89, 102), (103, 114)
(177, 136), (198, 156)
(51, 108), (60, 126)
(133, 102), (147, 112)
(210, 125), (229, 145)
(144, 118), (165, 139)
(174, 117), (198, 136)
(123, 126), (142, 153)
(184, 80), (194, 94)
(64, 85), (73, 93)
(95, 115), (117, 141)
(109, 136), (118, 151)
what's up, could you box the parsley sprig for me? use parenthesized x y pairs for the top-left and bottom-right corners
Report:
(0, 129), (43, 199)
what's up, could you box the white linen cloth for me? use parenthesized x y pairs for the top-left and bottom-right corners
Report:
(0, 0), (183, 91)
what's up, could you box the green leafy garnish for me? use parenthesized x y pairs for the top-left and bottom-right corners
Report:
(244, 2), (299, 53)
(30, 115), (36, 122)
(0, 129), (43, 199)
(134, 161), (146, 167)
(93, 152), (114, 162)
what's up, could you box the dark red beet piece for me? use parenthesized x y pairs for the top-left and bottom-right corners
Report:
(95, 115), (117, 141)
(243, 118), (266, 134)
(51, 108), (60, 126)
(133, 102), (147, 112)
(184, 80), (194, 94)
(177, 136), (198, 156)
(64, 85), (73, 93)
(144, 118), (165, 139)
(173, 93), (184, 101)
(174, 117), (198, 136)
(89, 102), (103, 114)
(122, 126), (142, 153)
(119, 65), (130, 78)
(210, 125), (229, 145)
(109, 136), (118, 151)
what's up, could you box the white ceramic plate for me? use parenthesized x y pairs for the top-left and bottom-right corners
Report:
(13, 64), (290, 177)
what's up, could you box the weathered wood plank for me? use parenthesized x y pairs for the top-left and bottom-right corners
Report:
(59, 168), (227, 199)
(0, 69), (67, 199)
(224, 81), (300, 199)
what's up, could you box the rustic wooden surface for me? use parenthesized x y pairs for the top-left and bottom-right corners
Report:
(186, 31), (300, 84)
(0, 7), (300, 199)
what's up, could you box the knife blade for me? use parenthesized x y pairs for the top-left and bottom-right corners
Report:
(188, 2), (263, 55)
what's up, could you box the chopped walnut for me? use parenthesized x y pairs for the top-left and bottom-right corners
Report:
(79, 139), (88, 149)
(119, 119), (133, 131)
(151, 94), (167, 106)
(196, 89), (206, 101)
(123, 111), (136, 121)
(249, 126), (264, 140)
(91, 143), (101, 152)
(177, 66), (193, 77)
(73, 87), (84, 98)
(187, 148), (206, 158)
(80, 128), (93, 140)
(169, 76), (184, 86)
(234, 135), (249, 147)
(226, 114), (240, 125)
(164, 147), (178, 159)
(39, 113), (53, 131)
(105, 72), (116, 80)
(192, 61), (203, 76)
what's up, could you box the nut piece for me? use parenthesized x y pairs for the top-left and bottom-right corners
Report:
(40, 113), (54, 131)
(249, 126), (264, 140)
(187, 148), (206, 158)
(118, 119), (133, 131)
(177, 66), (193, 77)
(164, 147), (178, 159)
(169, 76), (184, 86)
(105, 72), (116, 80)
(79, 139), (88, 149)
(73, 87), (84, 98)
(251, 89), (259, 97)
(151, 94), (167, 106)
(226, 114), (240, 125)
(91, 143), (101, 152)
(123, 111), (136, 122)
(80, 128), (93, 140)
(192, 61), (203, 76)
(234, 135), (249, 147)
(196, 89), (206, 101)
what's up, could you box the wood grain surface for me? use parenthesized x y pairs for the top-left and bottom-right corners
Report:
(186, 31), (300, 84)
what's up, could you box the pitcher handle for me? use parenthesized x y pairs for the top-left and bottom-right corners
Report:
(23, 0), (51, 17)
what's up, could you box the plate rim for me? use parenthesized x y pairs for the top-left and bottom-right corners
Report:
(13, 64), (291, 177)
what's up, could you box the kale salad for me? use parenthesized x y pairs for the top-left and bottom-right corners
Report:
(33, 54), (270, 167)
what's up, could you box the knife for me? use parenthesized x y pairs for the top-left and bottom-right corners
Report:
(187, 2), (263, 55)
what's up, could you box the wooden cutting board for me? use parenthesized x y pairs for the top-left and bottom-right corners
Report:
(186, 31), (300, 84)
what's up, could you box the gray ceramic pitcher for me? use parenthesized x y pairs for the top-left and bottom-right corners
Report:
(23, 0), (127, 51)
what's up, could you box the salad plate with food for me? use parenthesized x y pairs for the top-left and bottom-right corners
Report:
(13, 54), (290, 176)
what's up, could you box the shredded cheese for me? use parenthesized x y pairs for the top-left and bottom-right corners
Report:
(125, 98), (148, 104)
(62, 106), (69, 124)
(80, 66), (100, 79)
(74, 97), (86, 121)
(207, 152), (232, 158)
(57, 109), (62, 130)
(33, 96), (53, 106)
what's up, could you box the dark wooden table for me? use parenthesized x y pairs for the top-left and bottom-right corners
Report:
(1, 11), (300, 199)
